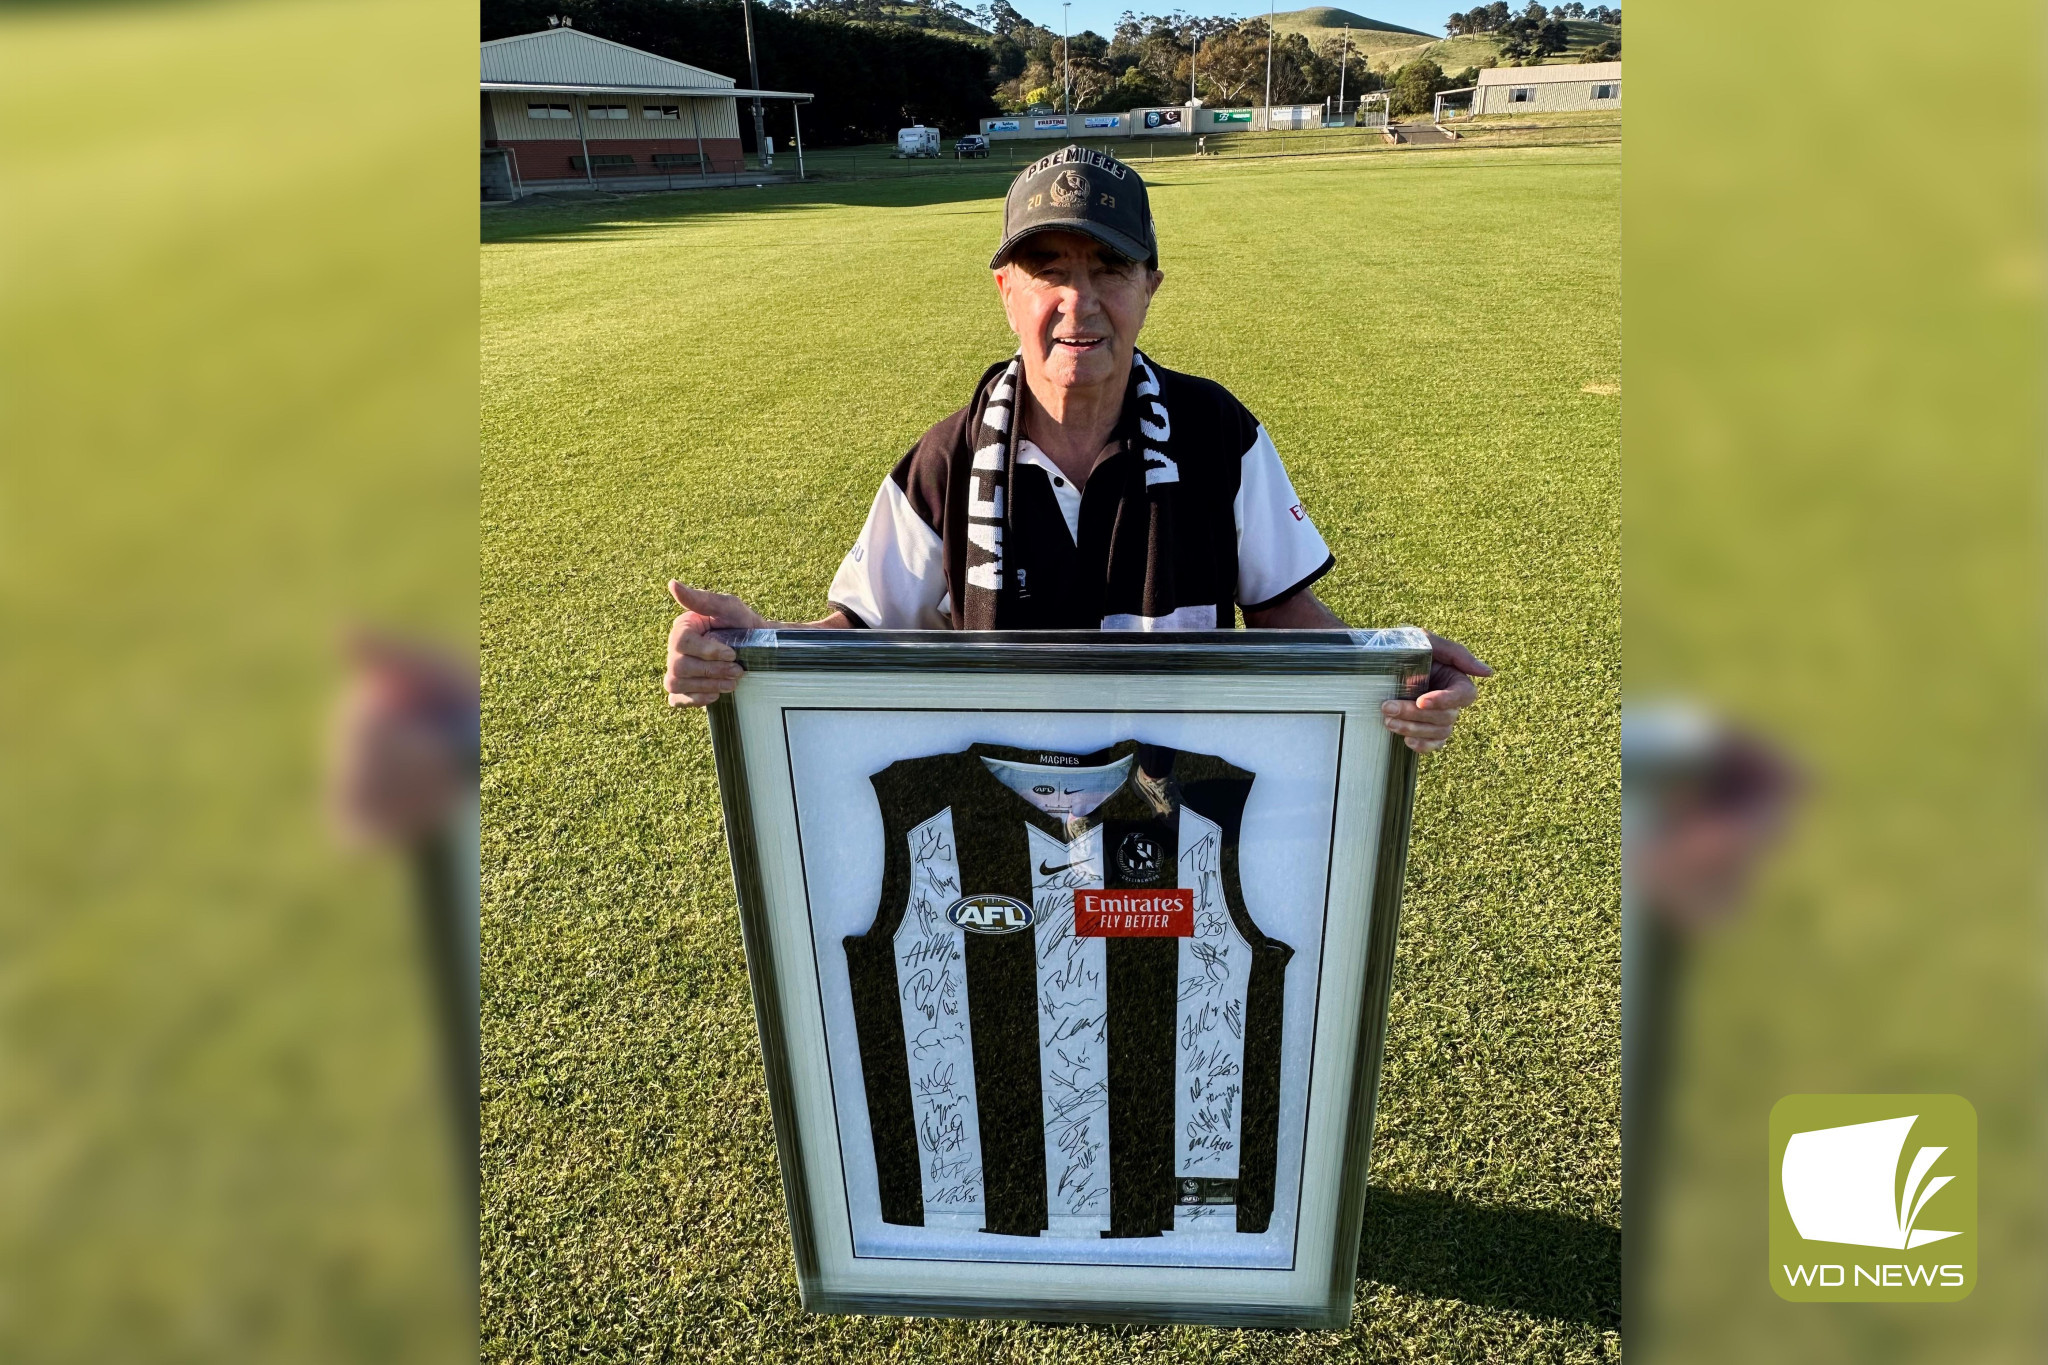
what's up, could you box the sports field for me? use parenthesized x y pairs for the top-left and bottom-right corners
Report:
(482, 144), (1620, 1361)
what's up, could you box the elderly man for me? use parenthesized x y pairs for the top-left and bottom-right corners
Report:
(666, 145), (1489, 750)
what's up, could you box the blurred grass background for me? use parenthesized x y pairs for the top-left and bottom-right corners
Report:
(481, 146), (1619, 1359)
(3, 0), (475, 1359)
(8, 0), (2043, 1357)
(1628, 0), (2043, 1359)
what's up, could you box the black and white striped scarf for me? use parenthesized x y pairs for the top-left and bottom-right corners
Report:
(957, 349), (1181, 630)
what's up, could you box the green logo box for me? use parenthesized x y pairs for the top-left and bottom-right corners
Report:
(1769, 1094), (1975, 1302)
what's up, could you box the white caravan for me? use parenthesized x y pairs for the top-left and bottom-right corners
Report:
(896, 125), (941, 157)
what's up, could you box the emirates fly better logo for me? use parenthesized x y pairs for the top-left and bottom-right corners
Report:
(1769, 1094), (1976, 1301)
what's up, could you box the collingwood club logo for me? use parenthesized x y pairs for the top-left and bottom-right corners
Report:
(1115, 832), (1162, 882)
(946, 894), (1034, 935)
(1048, 168), (1091, 207)
(1770, 1095), (1976, 1301)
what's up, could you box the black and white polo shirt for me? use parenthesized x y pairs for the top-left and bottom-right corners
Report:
(826, 358), (1334, 631)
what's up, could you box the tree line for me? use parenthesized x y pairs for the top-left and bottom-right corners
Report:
(982, 4), (1431, 116)
(1446, 0), (1618, 33)
(1445, 2), (1618, 61)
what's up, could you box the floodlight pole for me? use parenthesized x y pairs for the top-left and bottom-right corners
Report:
(1190, 31), (1199, 104)
(1264, 0), (1274, 110)
(1338, 24), (1349, 114)
(741, 0), (771, 171)
(574, 95), (593, 184)
(686, 98), (708, 177)
(1062, 2), (1071, 115)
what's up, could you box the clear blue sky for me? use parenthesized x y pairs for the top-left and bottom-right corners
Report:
(1004, 1), (1452, 42)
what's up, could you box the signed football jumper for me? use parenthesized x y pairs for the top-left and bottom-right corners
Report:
(844, 739), (1294, 1239)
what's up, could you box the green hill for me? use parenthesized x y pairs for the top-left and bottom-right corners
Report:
(1386, 27), (1617, 72)
(812, 2), (991, 37)
(1268, 7), (1432, 39)
(1398, 21), (1617, 72)
(868, 3), (990, 36)
(1269, 8), (1618, 71)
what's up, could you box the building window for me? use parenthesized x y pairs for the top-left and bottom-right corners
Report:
(588, 104), (628, 120)
(1509, 87), (1535, 103)
(1592, 83), (1619, 100)
(644, 104), (681, 120)
(527, 102), (573, 120)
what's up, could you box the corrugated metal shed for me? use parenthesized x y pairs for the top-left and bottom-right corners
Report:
(482, 27), (736, 90)
(1476, 60), (1621, 87)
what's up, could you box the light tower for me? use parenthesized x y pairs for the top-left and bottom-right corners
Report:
(1337, 23), (1349, 117)
(741, 0), (770, 171)
(1263, 0), (1274, 109)
(1061, 2), (1072, 115)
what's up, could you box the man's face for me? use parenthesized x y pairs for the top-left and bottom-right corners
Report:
(994, 230), (1163, 396)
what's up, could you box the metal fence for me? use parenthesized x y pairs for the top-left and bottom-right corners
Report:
(799, 125), (1417, 181)
(484, 116), (1456, 201)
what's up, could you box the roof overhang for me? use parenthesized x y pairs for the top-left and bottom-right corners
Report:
(1475, 62), (1622, 86)
(483, 81), (812, 100)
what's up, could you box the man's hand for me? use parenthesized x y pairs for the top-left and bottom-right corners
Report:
(1241, 590), (1492, 753)
(1627, 715), (1800, 932)
(330, 630), (478, 843)
(665, 582), (765, 707)
(1380, 632), (1493, 753)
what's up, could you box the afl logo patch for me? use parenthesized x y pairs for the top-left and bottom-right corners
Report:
(1048, 167), (1090, 208)
(946, 894), (1035, 935)
(1116, 831), (1163, 882)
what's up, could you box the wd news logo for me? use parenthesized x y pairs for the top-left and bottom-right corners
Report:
(1769, 1095), (1976, 1302)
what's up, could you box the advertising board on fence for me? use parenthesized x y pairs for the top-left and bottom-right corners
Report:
(1138, 108), (1188, 134)
(1208, 109), (1253, 125)
(1083, 115), (1121, 129)
(1033, 116), (1068, 130)
(985, 118), (1020, 133)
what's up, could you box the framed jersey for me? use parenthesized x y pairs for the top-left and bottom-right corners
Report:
(704, 629), (1433, 1329)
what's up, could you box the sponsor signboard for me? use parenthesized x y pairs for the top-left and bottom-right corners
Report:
(1083, 115), (1120, 128)
(1033, 116), (1068, 130)
(986, 118), (1020, 132)
(1143, 108), (1184, 129)
(1210, 109), (1252, 124)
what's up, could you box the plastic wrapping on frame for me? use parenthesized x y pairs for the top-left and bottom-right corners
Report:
(713, 627), (1433, 681)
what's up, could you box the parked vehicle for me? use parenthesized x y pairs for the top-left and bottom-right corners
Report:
(896, 125), (941, 158)
(955, 134), (991, 158)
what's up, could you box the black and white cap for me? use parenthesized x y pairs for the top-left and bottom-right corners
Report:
(989, 145), (1157, 270)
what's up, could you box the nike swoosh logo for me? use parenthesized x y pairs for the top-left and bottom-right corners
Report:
(1038, 859), (1085, 877)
